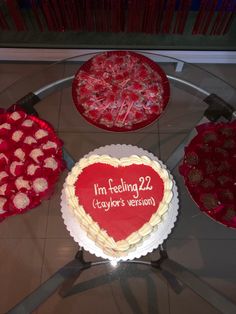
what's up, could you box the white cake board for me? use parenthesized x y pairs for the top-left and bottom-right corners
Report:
(61, 144), (179, 262)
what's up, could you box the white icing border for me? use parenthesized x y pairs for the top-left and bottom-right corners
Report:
(60, 144), (179, 261)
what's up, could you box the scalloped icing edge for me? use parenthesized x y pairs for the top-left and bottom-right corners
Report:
(64, 153), (175, 258)
(60, 182), (179, 261)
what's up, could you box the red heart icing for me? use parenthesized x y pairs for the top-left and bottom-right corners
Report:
(75, 162), (164, 241)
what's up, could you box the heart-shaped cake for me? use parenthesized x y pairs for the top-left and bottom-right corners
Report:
(65, 155), (173, 257)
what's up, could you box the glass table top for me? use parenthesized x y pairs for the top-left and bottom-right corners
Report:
(0, 51), (236, 314)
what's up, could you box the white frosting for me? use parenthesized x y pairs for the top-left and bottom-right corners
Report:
(44, 157), (58, 170)
(0, 197), (7, 213)
(27, 164), (40, 176)
(30, 148), (44, 163)
(33, 178), (48, 193)
(12, 130), (23, 142)
(10, 161), (23, 176)
(15, 177), (30, 190)
(0, 184), (7, 196)
(0, 123), (11, 130)
(0, 171), (8, 182)
(24, 136), (37, 145)
(35, 129), (48, 139)
(42, 141), (57, 150)
(22, 119), (34, 127)
(13, 192), (30, 209)
(14, 148), (25, 161)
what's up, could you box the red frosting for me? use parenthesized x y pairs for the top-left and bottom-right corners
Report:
(75, 162), (164, 241)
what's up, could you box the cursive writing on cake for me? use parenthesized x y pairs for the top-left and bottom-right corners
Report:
(94, 176), (153, 199)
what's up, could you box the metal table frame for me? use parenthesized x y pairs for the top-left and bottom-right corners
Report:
(6, 73), (236, 314)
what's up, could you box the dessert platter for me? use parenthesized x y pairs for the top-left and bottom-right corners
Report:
(72, 51), (170, 131)
(3, 50), (236, 314)
(61, 144), (178, 261)
(179, 120), (236, 228)
(0, 110), (64, 221)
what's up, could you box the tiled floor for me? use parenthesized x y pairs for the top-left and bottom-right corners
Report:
(0, 58), (235, 314)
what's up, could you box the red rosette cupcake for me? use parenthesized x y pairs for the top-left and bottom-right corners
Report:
(42, 157), (64, 183)
(203, 159), (217, 175)
(202, 131), (218, 144)
(13, 147), (27, 162)
(10, 191), (32, 214)
(33, 128), (49, 143)
(29, 148), (45, 164)
(186, 168), (203, 187)
(41, 139), (60, 154)
(0, 181), (15, 197)
(32, 177), (50, 196)
(7, 190), (40, 215)
(219, 125), (236, 138)
(199, 192), (223, 214)
(26, 163), (42, 177)
(9, 161), (25, 177)
(195, 143), (212, 157)
(184, 150), (199, 166)
(43, 156), (61, 173)
(23, 135), (37, 146)
(6, 111), (27, 124)
(14, 176), (31, 192)
(32, 175), (58, 203)
(21, 118), (36, 130)
(217, 174), (233, 188)
(0, 122), (11, 136)
(10, 129), (25, 144)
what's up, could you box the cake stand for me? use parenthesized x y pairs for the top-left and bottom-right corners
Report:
(60, 144), (179, 262)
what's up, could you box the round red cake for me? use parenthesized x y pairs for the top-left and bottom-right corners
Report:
(72, 51), (170, 131)
(179, 121), (236, 228)
(0, 111), (64, 221)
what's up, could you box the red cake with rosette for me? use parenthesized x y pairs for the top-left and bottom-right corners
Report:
(179, 120), (236, 228)
(72, 51), (170, 131)
(0, 111), (64, 221)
